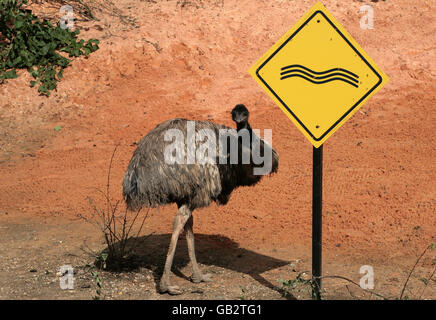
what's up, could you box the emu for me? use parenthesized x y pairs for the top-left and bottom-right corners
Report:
(122, 104), (278, 295)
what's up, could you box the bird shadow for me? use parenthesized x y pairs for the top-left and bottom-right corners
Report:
(102, 233), (295, 299)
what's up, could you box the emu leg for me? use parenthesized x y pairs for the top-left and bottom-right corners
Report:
(159, 205), (191, 295)
(184, 215), (212, 283)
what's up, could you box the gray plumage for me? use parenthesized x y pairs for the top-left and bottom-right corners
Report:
(123, 118), (278, 211)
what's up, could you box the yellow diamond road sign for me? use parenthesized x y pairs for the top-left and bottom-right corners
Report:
(249, 2), (389, 148)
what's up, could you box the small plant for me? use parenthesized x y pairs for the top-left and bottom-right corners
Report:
(0, 0), (99, 95)
(79, 146), (150, 271)
(239, 286), (246, 300)
(91, 269), (103, 300)
(80, 252), (107, 300)
(279, 273), (313, 299)
(90, 252), (107, 300)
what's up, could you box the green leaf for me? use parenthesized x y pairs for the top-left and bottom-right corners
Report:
(57, 69), (64, 79)
(4, 69), (18, 79)
(83, 47), (91, 56)
(13, 56), (22, 65)
(30, 79), (40, 87)
(14, 18), (24, 29)
(41, 45), (49, 56)
(38, 85), (50, 96)
(29, 68), (39, 78)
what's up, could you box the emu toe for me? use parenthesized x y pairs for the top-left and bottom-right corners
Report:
(167, 285), (183, 295)
(191, 272), (212, 283)
(160, 283), (183, 295)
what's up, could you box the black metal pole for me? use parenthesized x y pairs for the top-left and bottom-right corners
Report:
(312, 144), (323, 300)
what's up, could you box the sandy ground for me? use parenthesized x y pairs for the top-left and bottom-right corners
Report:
(0, 0), (435, 299)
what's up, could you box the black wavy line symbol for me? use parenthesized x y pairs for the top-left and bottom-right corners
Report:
(280, 64), (359, 88)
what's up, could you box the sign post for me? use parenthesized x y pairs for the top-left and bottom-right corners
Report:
(312, 145), (323, 299)
(249, 2), (388, 299)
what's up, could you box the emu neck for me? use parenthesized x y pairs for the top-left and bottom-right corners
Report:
(236, 121), (251, 132)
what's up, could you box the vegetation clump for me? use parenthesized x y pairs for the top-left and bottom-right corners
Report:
(0, 0), (99, 95)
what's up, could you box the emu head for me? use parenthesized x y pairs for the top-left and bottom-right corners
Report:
(231, 104), (250, 131)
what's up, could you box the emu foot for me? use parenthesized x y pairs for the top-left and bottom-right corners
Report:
(191, 272), (212, 284)
(159, 281), (183, 295)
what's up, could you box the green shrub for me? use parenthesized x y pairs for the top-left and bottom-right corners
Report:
(0, 0), (99, 95)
